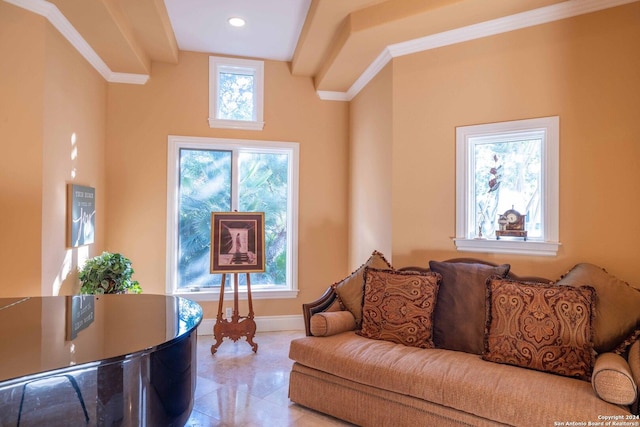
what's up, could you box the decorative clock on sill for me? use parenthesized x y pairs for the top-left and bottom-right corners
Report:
(496, 207), (527, 241)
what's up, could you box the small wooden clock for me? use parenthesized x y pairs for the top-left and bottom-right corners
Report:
(496, 207), (527, 241)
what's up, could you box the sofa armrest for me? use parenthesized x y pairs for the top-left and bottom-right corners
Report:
(629, 340), (640, 414)
(302, 286), (339, 336)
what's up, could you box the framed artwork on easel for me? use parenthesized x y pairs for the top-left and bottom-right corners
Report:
(210, 211), (264, 354)
(210, 212), (265, 274)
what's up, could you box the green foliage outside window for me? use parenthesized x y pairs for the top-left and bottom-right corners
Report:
(177, 148), (289, 290)
(178, 149), (231, 288)
(239, 152), (288, 286)
(218, 72), (254, 121)
(474, 139), (541, 238)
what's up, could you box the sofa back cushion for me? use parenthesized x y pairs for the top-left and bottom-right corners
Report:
(556, 263), (640, 354)
(484, 277), (596, 381)
(358, 268), (441, 348)
(429, 261), (510, 354)
(332, 251), (393, 327)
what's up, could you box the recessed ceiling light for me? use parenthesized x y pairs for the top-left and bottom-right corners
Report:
(228, 17), (246, 27)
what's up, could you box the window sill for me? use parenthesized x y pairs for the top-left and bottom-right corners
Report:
(208, 117), (265, 131)
(453, 238), (560, 256)
(173, 288), (299, 302)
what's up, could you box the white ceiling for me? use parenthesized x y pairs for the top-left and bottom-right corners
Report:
(164, 0), (312, 62)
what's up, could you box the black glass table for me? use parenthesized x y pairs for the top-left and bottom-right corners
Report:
(0, 294), (202, 426)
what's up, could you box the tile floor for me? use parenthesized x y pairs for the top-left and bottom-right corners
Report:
(186, 330), (353, 427)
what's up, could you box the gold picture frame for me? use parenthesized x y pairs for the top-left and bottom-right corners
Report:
(210, 212), (265, 274)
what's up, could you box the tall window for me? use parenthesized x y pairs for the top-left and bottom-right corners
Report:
(209, 56), (264, 131)
(455, 117), (559, 256)
(167, 136), (298, 299)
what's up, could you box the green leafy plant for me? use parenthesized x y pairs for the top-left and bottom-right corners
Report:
(79, 252), (142, 294)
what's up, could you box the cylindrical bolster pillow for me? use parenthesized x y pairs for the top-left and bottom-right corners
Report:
(310, 311), (356, 337)
(592, 352), (638, 405)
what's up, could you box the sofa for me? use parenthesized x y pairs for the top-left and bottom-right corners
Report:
(288, 252), (640, 426)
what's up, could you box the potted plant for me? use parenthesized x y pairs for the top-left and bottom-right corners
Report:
(79, 252), (142, 294)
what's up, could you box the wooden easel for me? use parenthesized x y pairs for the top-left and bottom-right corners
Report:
(211, 272), (258, 354)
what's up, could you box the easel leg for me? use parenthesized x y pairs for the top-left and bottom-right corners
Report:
(210, 274), (227, 354)
(245, 273), (258, 353)
(210, 273), (258, 354)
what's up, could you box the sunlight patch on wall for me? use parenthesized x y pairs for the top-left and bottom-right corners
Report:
(70, 132), (77, 179)
(52, 250), (73, 295)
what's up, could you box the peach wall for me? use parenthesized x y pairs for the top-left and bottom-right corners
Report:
(0, 4), (45, 296)
(42, 23), (107, 296)
(349, 62), (393, 269)
(106, 51), (350, 318)
(385, 3), (640, 283)
(0, 3), (107, 297)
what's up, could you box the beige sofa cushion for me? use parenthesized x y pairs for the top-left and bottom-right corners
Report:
(310, 311), (356, 337)
(556, 263), (640, 354)
(332, 251), (392, 327)
(429, 261), (509, 354)
(289, 332), (631, 426)
(484, 278), (595, 381)
(592, 352), (638, 405)
(358, 268), (440, 349)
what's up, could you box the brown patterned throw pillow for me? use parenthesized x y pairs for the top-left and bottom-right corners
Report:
(358, 268), (441, 348)
(484, 278), (596, 381)
(332, 251), (393, 328)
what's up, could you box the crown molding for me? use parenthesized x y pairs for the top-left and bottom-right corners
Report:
(316, 91), (350, 101)
(320, 0), (638, 101)
(316, 48), (393, 102)
(4, 0), (149, 85)
(346, 48), (393, 101)
(387, 0), (639, 58)
(108, 72), (150, 85)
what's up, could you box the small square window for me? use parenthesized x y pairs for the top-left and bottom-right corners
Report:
(209, 57), (264, 130)
(455, 116), (560, 256)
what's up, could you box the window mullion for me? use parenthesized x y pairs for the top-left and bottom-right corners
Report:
(231, 148), (240, 210)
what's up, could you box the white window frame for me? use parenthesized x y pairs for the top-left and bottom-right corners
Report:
(454, 116), (560, 256)
(208, 56), (265, 131)
(166, 135), (299, 301)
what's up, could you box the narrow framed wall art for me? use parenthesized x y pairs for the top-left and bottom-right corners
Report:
(67, 184), (96, 247)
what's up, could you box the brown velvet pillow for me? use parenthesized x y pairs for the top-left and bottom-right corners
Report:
(358, 268), (441, 349)
(332, 251), (393, 327)
(556, 263), (640, 354)
(484, 278), (596, 381)
(429, 261), (510, 354)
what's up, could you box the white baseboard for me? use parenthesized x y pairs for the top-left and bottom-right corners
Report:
(197, 314), (304, 336)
